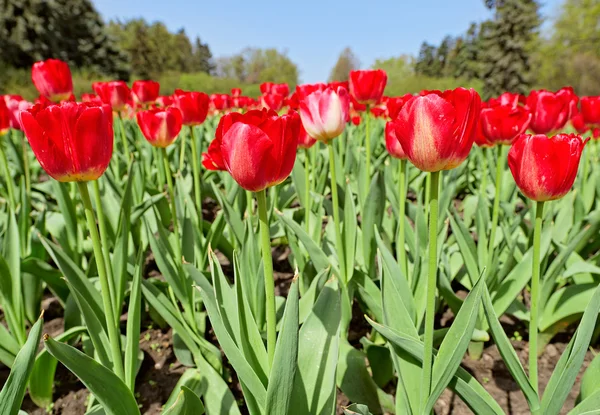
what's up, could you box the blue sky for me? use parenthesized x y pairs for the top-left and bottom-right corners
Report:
(94, 0), (564, 83)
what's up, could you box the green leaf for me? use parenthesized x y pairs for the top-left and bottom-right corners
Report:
(289, 280), (341, 415)
(448, 211), (480, 285)
(278, 212), (333, 272)
(124, 251), (143, 390)
(569, 388), (600, 415)
(265, 278), (299, 415)
(44, 336), (140, 415)
(3, 209), (23, 330)
(162, 386), (205, 415)
(579, 352), (600, 403)
(541, 284), (600, 415)
(343, 183), (357, 280)
(343, 404), (374, 415)
(362, 173), (385, 275)
(482, 284), (539, 411)
(52, 181), (78, 254)
(21, 258), (70, 304)
(210, 182), (245, 245)
(0, 315), (43, 415)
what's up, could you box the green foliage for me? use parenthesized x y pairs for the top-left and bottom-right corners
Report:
(329, 47), (360, 82)
(0, 0), (130, 79)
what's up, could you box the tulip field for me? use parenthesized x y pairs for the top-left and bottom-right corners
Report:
(1, 59), (600, 415)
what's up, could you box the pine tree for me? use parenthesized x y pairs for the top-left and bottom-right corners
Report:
(414, 42), (437, 77)
(191, 37), (215, 74)
(328, 47), (359, 82)
(480, 0), (541, 98)
(453, 23), (482, 80)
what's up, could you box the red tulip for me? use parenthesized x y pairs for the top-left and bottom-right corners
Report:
(93, 81), (130, 111)
(211, 94), (230, 111)
(20, 102), (113, 182)
(132, 80), (160, 105)
(350, 95), (367, 112)
(231, 88), (242, 97)
(172, 90), (209, 126)
(387, 94), (413, 120)
(480, 103), (531, 145)
(395, 88), (481, 172)
(474, 118), (494, 148)
(261, 93), (286, 112)
(508, 133), (588, 201)
(328, 81), (349, 93)
(526, 87), (577, 134)
(349, 69), (387, 105)
(580, 96), (600, 126)
(299, 86), (350, 143)
(156, 96), (173, 107)
(2, 95), (32, 130)
(385, 121), (406, 159)
(260, 82), (289, 97)
(81, 93), (103, 104)
(351, 113), (361, 126)
(136, 107), (183, 148)
(488, 92), (521, 107)
(31, 59), (73, 102)
(202, 109), (300, 191)
(296, 83), (326, 100)
(571, 111), (589, 134)
(294, 110), (317, 149)
(0, 100), (10, 135)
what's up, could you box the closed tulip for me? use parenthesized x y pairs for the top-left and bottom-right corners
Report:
(480, 102), (531, 145)
(580, 96), (600, 126)
(385, 121), (406, 159)
(172, 90), (209, 126)
(395, 88), (481, 172)
(156, 96), (173, 107)
(296, 83), (326, 100)
(0, 100), (9, 135)
(93, 81), (130, 111)
(31, 59), (73, 102)
(81, 93), (102, 104)
(20, 102), (113, 181)
(231, 88), (242, 97)
(202, 109), (299, 191)
(571, 111), (589, 134)
(349, 69), (387, 105)
(508, 133), (588, 201)
(2, 95), (31, 130)
(136, 107), (183, 148)
(261, 93), (286, 112)
(299, 86), (350, 143)
(132, 80), (160, 105)
(294, 110), (317, 149)
(211, 94), (230, 111)
(387, 94), (413, 120)
(260, 82), (289, 97)
(527, 87), (577, 134)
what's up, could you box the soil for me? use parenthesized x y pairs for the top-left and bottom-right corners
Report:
(2, 232), (594, 414)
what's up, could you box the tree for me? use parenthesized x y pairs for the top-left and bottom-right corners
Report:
(453, 23), (483, 80)
(0, 0), (130, 79)
(414, 42), (437, 77)
(328, 47), (359, 82)
(191, 37), (215, 75)
(215, 48), (299, 86)
(480, 0), (541, 98)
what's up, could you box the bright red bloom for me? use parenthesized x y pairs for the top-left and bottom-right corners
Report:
(349, 69), (387, 105)
(211, 94), (230, 111)
(571, 111), (589, 134)
(508, 133), (588, 202)
(260, 82), (289, 97)
(350, 95), (367, 112)
(136, 107), (183, 148)
(294, 110), (317, 149)
(480, 103), (531, 145)
(395, 88), (481, 172)
(296, 83), (326, 100)
(299, 86), (350, 143)
(202, 109), (300, 191)
(385, 121), (406, 159)
(488, 92), (521, 108)
(156, 96), (173, 107)
(261, 93), (286, 112)
(31, 59), (73, 102)
(387, 94), (413, 120)
(172, 90), (209, 126)
(20, 102), (113, 182)
(580, 96), (600, 126)
(2, 95), (32, 130)
(285, 92), (300, 111)
(81, 93), (102, 104)
(526, 87), (577, 134)
(231, 88), (242, 97)
(0, 100), (10, 135)
(328, 81), (349, 92)
(93, 81), (130, 111)
(132, 80), (160, 105)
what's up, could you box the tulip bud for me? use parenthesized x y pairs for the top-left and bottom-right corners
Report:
(172, 90), (210, 126)
(508, 133), (588, 202)
(136, 107), (183, 148)
(395, 88), (481, 172)
(31, 59), (73, 103)
(385, 121), (406, 159)
(480, 102), (532, 145)
(0, 100), (10, 135)
(526, 87), (577, 134)
(20, 102), (113, 182)
(349, 69), (387, 105)
(132, 80), (160, 105)
(299, 86), (350, 143)
(93, 81), (131, 112)
(580, 96), (600, 126)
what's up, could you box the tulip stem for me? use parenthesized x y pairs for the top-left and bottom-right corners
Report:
(397, 159), (408, 280)
(487, 146), (505, 280)
(118, 113), (130, 162)
(92, 180), (117, 319)
(179, 129), (187, 173)
(530, 201), (544, 394)
(365, 107), (371, 194)
(305, 148), (311, 234)
(256, 189), (276, 367)
(421, 170), (440, 412)
(0, 140), (16, 211)
(77, 181), (124, 380)
(19, 131), (31, 196)
(160, 148), (183, 263)
(328, 144), (347, 284)
(155, 147), (165, 190)
(189, 126), (202, 224)
(246, 190), (253, 216)
(480, 147), (488, 195)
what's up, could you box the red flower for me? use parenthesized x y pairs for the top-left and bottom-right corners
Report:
(81, 93), (103, 104)
(480, 103), (531, 145)
(349, 69), (387, 105)
(260, 82), (289, 97)
(0, 100), (10, 135)
(294, 110), (317, 149)
(570, 110), (589, 134)
(526, 87), (577, 134)
(211, 94), (230, 111)
(20, 102), (113, 182)
(299, 86), (349, 143)
(93, 81), (130, 111)
(132, 80), (160, 105)
(261, 93), (286, 112)
(296, 83), (326, 100)
(385, 121), (406, 159)
(395, 88), (481, 172)
(2, 95), (32, 130)
(580, 96), (600, 126)
(231, 88), (242, 97)
(488, 92), (521, 107)
(328, 81), (349, 92)
(136, 107), (183, 148)
(31, 59), (73, 102)
(387, 94), (413, 120)
(350, 95), (367, 112)
(202, 109), (300, 191)
(156, 96), (173, 107)
(172, 90), (209, 126)
(508, 133), (588, 201)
